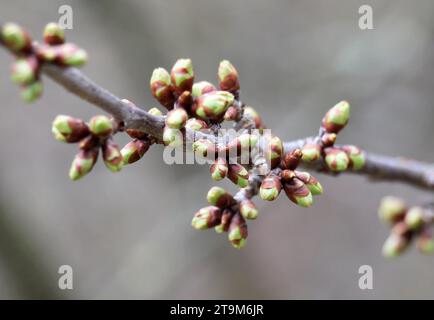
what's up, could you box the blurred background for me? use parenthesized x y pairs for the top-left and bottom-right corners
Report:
(0, 0), (433, 299)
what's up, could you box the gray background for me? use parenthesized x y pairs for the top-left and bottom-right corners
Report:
(0, 0), (433, 299)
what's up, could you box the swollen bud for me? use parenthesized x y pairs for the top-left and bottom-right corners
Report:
(89, 115), (113, 137)
(227, 163), (249, 188)
(382, 233), (408, 258)
(378, 196), (407, 224)
(52, 115), (90, 143)
(224, 106), (240, 121)
(102, 140), (123, 172)
(185, 118), (208, 131)
(417, 232), (434, 255)
(341, 145), (365, 170)
(210, 158), (228, 181)
(150, 67), (175, 109)
(243, 106), (263, 129)
(148, 107), (163, 116)
(265, 135), (283, 169)
(69, 148), (98, 181)
(324, 148), (349, 172)
(239, 199), (258, 220)
(163, 127), (183, 147)
(165, 108), (188, 129)
(192, 81), (216, 98)
(20, 81), (43, 102)
(58, 43), (88, 66)
(295, 171), (323, 196)
(228, 213), (248, 249)
(281, 149), (302, 170)
(191, 206), (222, 230)
(1, 23), (31, 53)
(121, 139), (150, 165)
(218, 60), (240, 92)
(301, 144), (321, 162)
(194, 91), (234, 121)
(171, 58), (194, 94)
(283, 178), (313, 208)
(11, 56), (38, 85)
(404, 207), (425, 230)
(207, 186), (234, 208)
(321, 100), (350, 134)
(43, 22), (65, 45)
(259, 175), (282, 201)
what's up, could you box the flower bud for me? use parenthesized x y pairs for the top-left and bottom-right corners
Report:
(324, 148), (349, 172)
(192, 81), (216, 98)
(185, 118), (208, 131)
(148, 107), (163, 116)
(321, 100), (350, 134)
(210, 158), (228, 181)
(215, 209), (234, 233)
(228, 213), (248, 249)
(404, 207), (425, 230)
(265, 135), (283, 169)
(192, 138), (216, 158)
(301, 143), (321, 162)
(295, 171), (323, 195)
(378, 196), (407, 224)
(11, 56), (38, 85)
(43, 22), (65, 45)
(224, 106), (240, 121)
(1, 23), (31, 53)
(281, 148), (302, 170)
(69, 148), (98, 181)
(191, 206), (222, 230)
(382, 233), (408, 258)
(165, 108), (188, 129)
(259, 175), (282, 201)
(218, 60), (240, 92)
(240, 199), (258, 220)
(163, 127), (183, 147)
(89, 115), (113, 137)
(227, 163), (249, 188)
(243, 106), (263, 129)
(58, 43), (88, 66)
(207, 186), (234, 208)
(171, 58), (194, 94)
(52, 115), (90, 143)
(283, 178), (313, 208)
(20, 81), (43, 102)
(177, 91), (193, 111)
(121, 139), (151, 165)
(341, 145), (365, 170)
(102, 140), (123, 172)
(150, 67), (175, 109)
(416, 232), (434, 255)
(194, 91), (234, 121)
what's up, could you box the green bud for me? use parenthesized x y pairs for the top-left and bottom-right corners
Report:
(210, 158), (228, 181)
(404, 207), (425, 230)
(1, 23), (31, 52)
(239, 199), (258, 220)
(148, 107), (163, 116)
(69, 148), (98, 181)
(52, 115), (90, 143)
(301, 144), (321, 162)
(165, 108), (188, 129)
(43, 22), (65, 45)
(192, 81), (216, 98)
(378, 196), (406, 224)
(227, 163), (249, 188)
(228, 213), (248, 249)
(382, 233), (408, 258)
(295, 171), (323, 196)
(121, 139), (150, 165)
(265, 135), (283, 169)
(102, 140), (123, 172)
(150, 67), (175, 109)
(192, 138), (216, 158)
(185, 118), (208, 131)
(283, 178), (313, 207)
(324, 148), (349, 172)
(207, 186), (234, 208)
(58, 43), (88, 67)
(417, 232), (434, 255)
(259, 175), (282, 201)
(89, 115), (113, 137)
(11, 56), (38, 85)
(171, 58), (194, 94)
(321, 100), (350, 134)
(191, 206), (222, 230)
(341, 145), (365, 170)
(243, 106), (263, 129)
(194, 91), (234, 121)
(281, 148), (302, 170)
(20, 81), (43, 103)
(218, 60), (240, 92)
(163, 127), (183, 147)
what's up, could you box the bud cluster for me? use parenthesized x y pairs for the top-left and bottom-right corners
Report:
(192, 186), (258, 249)
(2, 22), (87, 103)
(378, 196), (434, 257)
(300, 101), (366, 172)
(52, 114), (123, 180)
